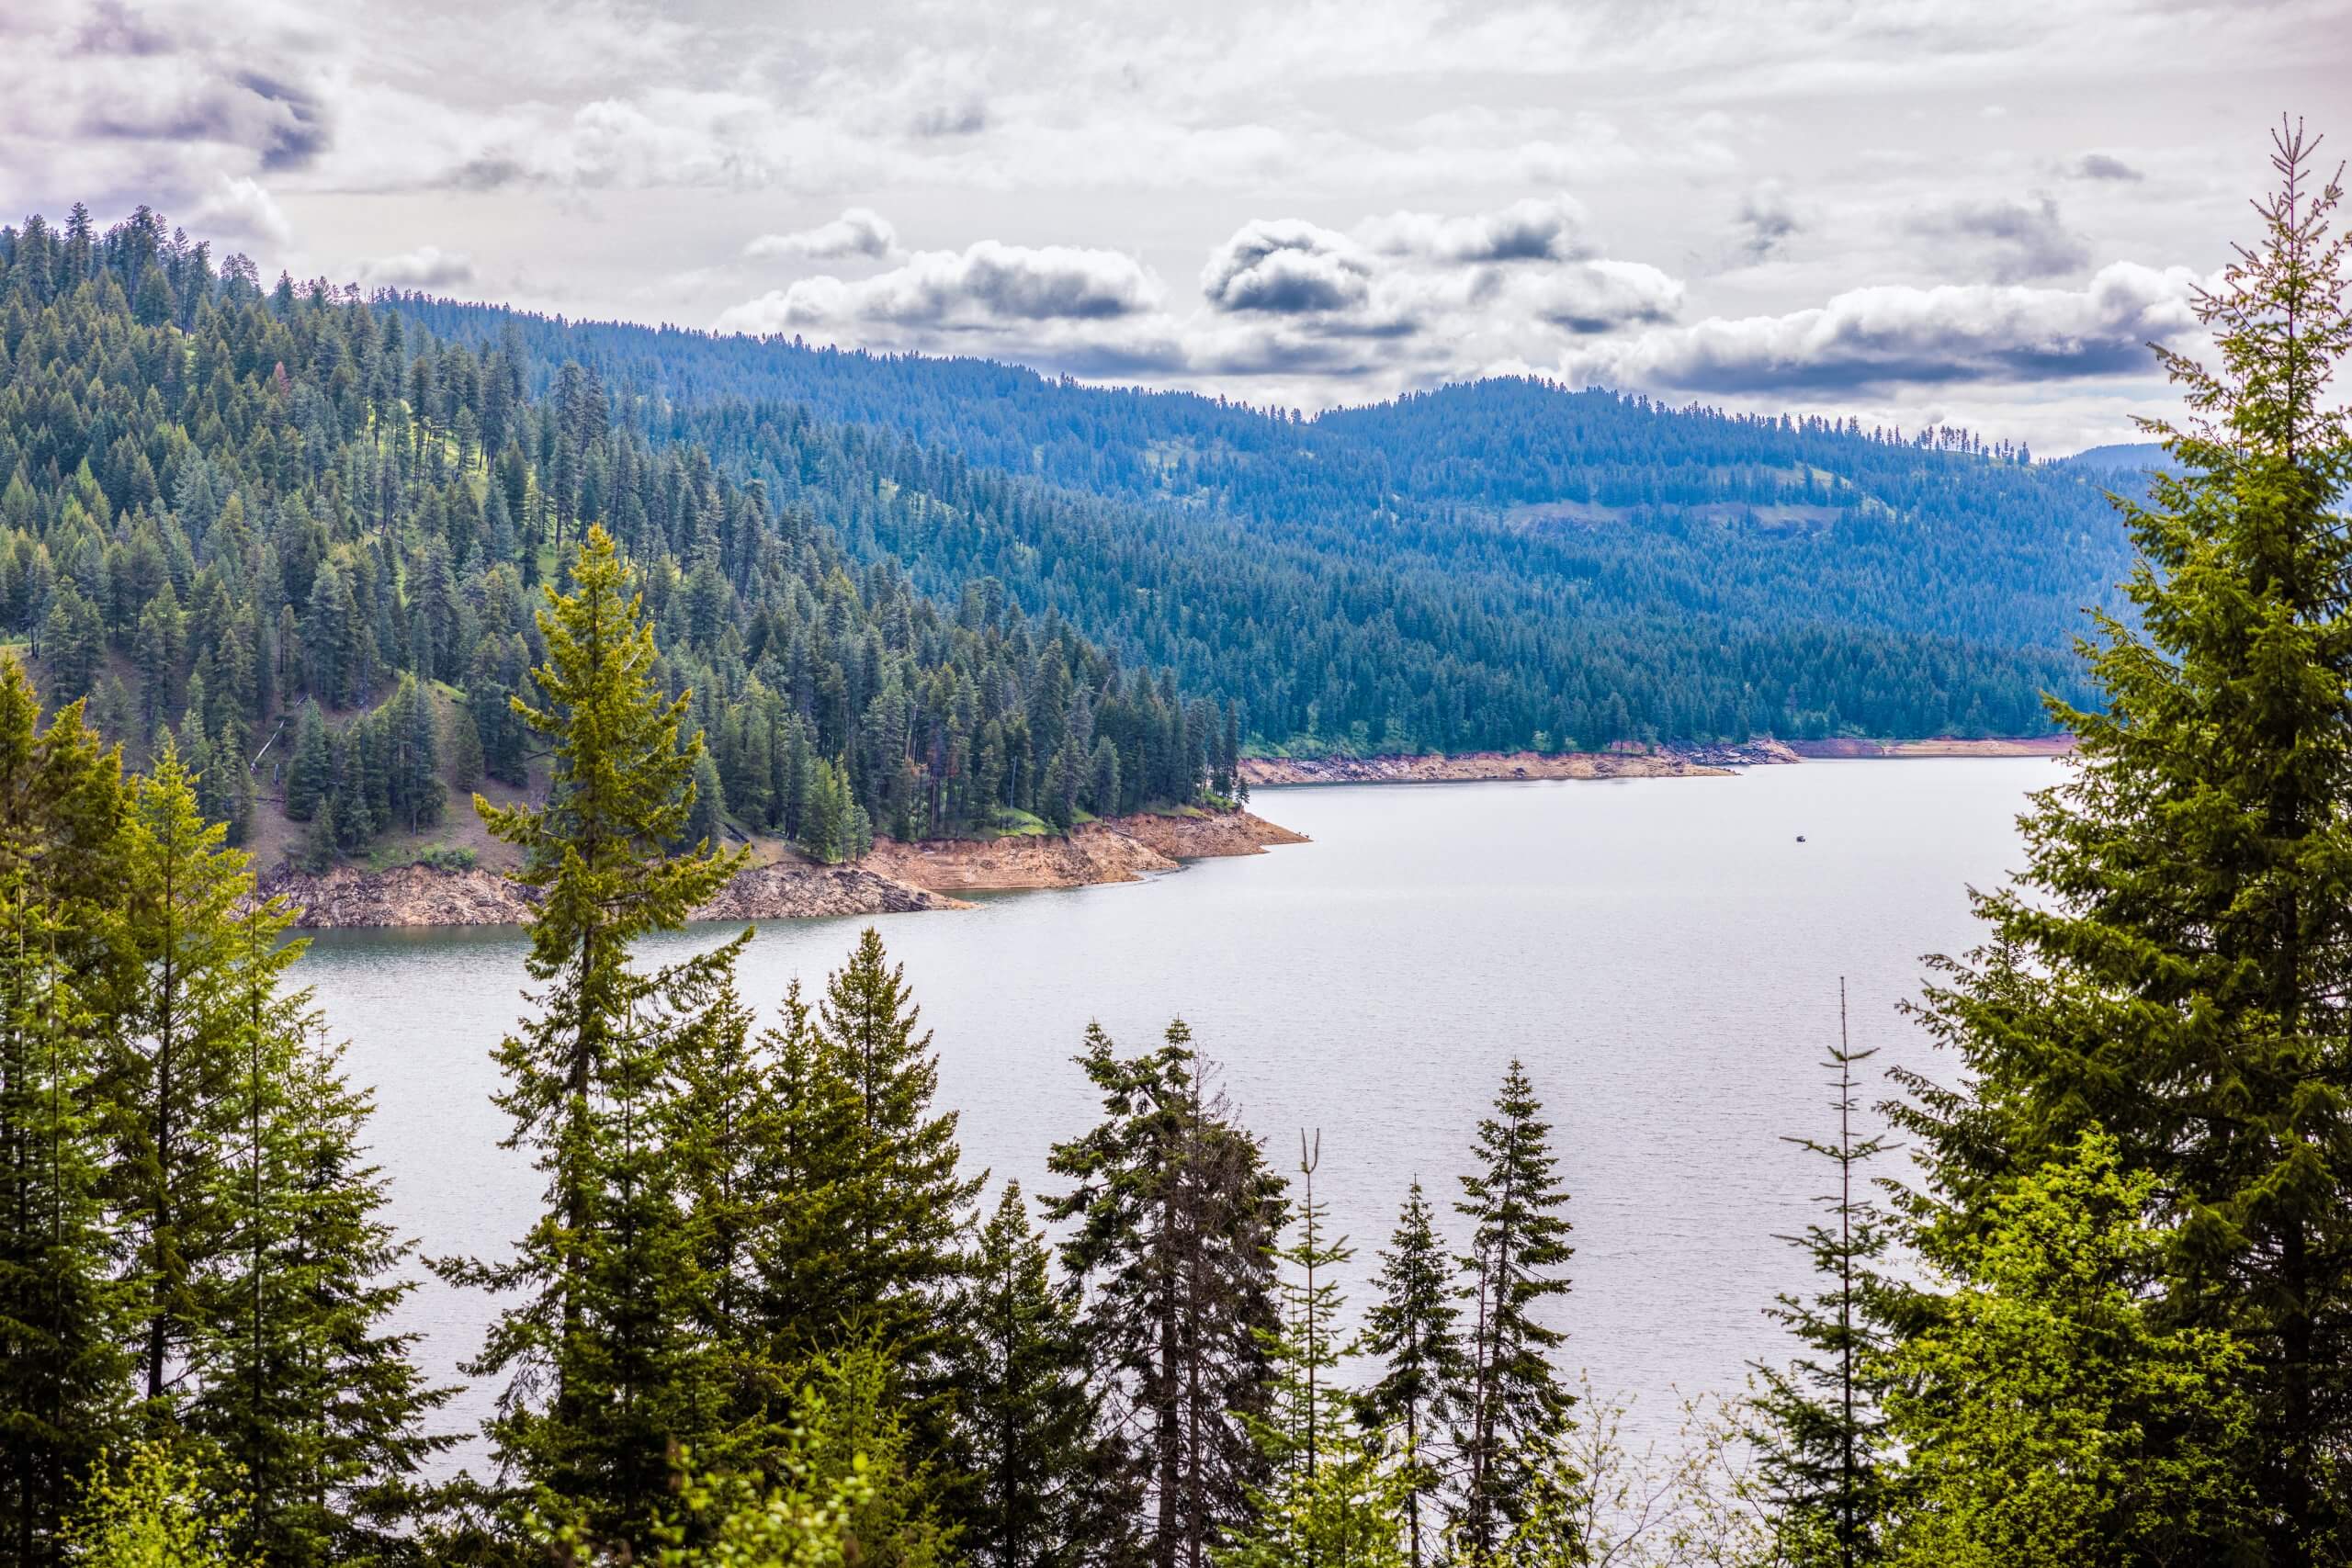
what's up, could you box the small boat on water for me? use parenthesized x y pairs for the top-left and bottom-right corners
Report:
(1795, 834), (1807, 842)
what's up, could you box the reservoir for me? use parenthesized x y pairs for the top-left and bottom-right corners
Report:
(303, 757), (2059, 1469)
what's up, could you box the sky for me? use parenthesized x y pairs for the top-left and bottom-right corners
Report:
(6, 0), (2349, 453)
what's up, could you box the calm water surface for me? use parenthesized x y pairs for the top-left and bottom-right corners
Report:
(304, 758), (2058, 1467)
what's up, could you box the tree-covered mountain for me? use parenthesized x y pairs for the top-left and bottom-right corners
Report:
(0, 205), (1235, 869)
(0, 199), (2135, 877)
(390, 295), (2136, 747)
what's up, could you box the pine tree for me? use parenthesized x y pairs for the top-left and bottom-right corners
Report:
(1896, 123), (2352, 1562)
(192, 899), (451, 1563)
(1046, 1021), (1287, 1568)
(1360, 1180), (1466, 1568)
(946, 1182), (1114, 1568)
(0, 667), (130, 1565)
(452, 524), (748, 1549)
(284, 700), (331, 823)
(1449, 1060), (1575, 1564)
(104, 739), (254, 1416)
(1751, 984), (1896, 1567)
(1220, 1134), (1408, 1568)
(789, 929), (982, 1443)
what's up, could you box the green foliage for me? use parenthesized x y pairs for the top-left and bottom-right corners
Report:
(1451, 1061), (1576, 1564)
(944, 1183), (1114, 1568)
(1896, 124), (2352, 1560)
(1748, 996), (1897, 1566)
(1361, 1180), (1469, 1568)
(1883, 1131), (2256, 1566)
(454, 525), (750, 1550)
(62, 1443), (257, 1568)
(1046, 1021), (1287, 1568)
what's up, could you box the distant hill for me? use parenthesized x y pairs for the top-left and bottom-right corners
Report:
(2062, 442), (2173, 473)
(390, 298), (2135, 742)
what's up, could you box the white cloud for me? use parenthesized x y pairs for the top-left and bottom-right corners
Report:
(361, 243), (474, 288)
(743, 208), (899, 264)
(1579, 261), (2203, 394)
(718, 240), (1163, 336)
(1201, 220), (1375, 314)
(188, 174), (291, 245)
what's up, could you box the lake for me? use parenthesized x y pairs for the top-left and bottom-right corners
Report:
(302, 757), (2059, 1471)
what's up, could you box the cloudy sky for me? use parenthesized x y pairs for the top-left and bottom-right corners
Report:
(7, 0), (2348, 451)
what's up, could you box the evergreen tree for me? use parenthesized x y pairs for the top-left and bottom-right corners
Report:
(945, 1182), (1114, 1568)
(1449, 1061), (1575, 1564)
(192, 900), (451, 1563)
(1896, 123), (2352, 1562)
(1046, 1021), (1286, 1568)
(283, 700), (331, 823)
(1220, 1134), (1407, 1568)
(1883, 1131), (2257, 1565)
(1360, 1180), (1466, 1568)
(797, 929), (981, 1436)
(0, 666), (130, 1565)
(452, 525), (748, 1550)
(105, 739), (253, 1415)
(1750, 986), (1896, 1567)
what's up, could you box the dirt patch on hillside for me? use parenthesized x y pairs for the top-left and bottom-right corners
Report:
(258, 863), (540, 929)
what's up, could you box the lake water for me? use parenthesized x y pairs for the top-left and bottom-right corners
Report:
(303, 758), (2059, 1470)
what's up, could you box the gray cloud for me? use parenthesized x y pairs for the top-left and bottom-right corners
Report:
(1531, 261), (1683, 333)
(362, 244), (475, 289)
(1735, 181), (1800, 261)
(2074, 152), (2144, 182)
(744, 208), (900, 264)
(1584, 262), (2201, 394)
(911, 100), (988, 138)
(719, 240), (1161, 333)
(1202, 220), (1374, 313)
(1906, 194), (2090, 283)
(1355, 196), (1590, 263)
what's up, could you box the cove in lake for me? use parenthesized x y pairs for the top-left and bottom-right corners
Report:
(304, 757), (2059, 1467)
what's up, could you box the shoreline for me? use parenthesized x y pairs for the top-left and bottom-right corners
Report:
(1238, 734), (2071, 786)
(259, 737), (2069, 931)
(258, 807), (1311, 931)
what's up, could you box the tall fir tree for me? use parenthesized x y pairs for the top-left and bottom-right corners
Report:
(1750, 985), (1897, 1567)
(0, 666), (130, 1566)
(1449, 1060), (1575, 1565)
(1896, 123), (2352, 1562)
(945, 1182), (1115, 1568)
(1220, 1134), (1408, 1568)
(452, 525), (747, 1550)
(808, 927), (982, 1382)
(1046, 1021), (1286, 1568)
(1360, 1180), (1466, 1568)
(192, 899), (451, 1564)
(105, 739), (251, 1416)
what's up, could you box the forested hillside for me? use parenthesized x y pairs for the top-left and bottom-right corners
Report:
(390, 296), (2134, 748)
(0, 205), (1235, 867)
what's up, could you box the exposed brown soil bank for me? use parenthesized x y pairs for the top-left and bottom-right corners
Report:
(1785, 736), (2077, 759)
(1238, 750), (1734, 786)
(1112, 809), (1311, 859)
(693, 864), (968, 920)
(865, 808), (1307, 894)
(258, 863), (539, 930)
(262, 808), (1304, 926)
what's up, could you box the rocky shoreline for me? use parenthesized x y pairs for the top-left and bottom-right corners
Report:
(259, 808), (1310, 931)
(1235, 733), (2070, 784)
